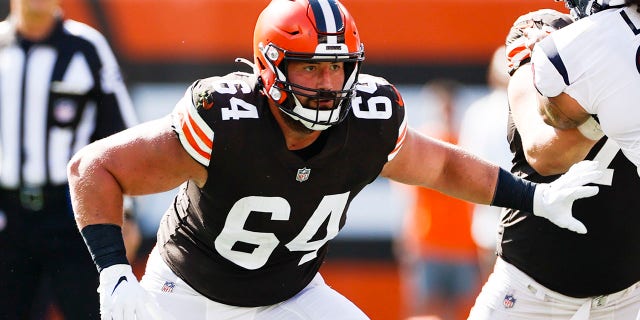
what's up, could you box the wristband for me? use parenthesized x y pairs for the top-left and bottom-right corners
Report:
(577, 116), (604, 141)
(80, 224), (129, 272)
(491, 168), (536, 213)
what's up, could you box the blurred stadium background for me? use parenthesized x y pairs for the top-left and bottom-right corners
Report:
(0, 0), (567, 318)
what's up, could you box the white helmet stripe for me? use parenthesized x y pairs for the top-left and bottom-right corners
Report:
(317, 0), (339, 33)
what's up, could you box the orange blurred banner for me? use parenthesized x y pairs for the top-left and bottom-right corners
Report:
(62, 0), (567, 64)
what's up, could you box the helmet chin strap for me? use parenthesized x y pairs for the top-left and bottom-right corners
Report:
(267, 59), (349, 131)
(282, 94), (339, 131)
(290, 115), (332, 131)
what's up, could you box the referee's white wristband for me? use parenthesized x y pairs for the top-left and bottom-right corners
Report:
(577, 116), (604, 141)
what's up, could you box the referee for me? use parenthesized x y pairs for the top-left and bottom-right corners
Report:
(0, 0), (137, 319)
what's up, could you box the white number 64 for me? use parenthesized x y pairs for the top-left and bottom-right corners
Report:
(214, 192), (349, 270)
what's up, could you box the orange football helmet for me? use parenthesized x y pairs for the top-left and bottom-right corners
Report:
(253, 0), (365, 130)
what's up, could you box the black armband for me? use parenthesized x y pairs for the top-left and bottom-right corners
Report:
(80, 224), (129, 272)
(490, 168), (536, 213)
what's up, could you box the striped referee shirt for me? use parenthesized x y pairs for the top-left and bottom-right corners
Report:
(0, 15), (137, 189)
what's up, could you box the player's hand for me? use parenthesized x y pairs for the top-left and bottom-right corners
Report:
(505, 9), (573, 75)
(533, 160), (603, 234)
(98, 264), (164, 320)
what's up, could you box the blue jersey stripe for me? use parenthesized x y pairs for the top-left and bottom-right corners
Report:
(539, 37), (570, 86)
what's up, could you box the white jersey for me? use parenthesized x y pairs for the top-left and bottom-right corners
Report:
(531, 5), (640, 169)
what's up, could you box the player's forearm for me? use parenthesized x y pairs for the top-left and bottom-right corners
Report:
(68, 144), (131, 273)
(433, 141), (542, 214)
(382, 129), (497, 204)
(523, 131), (595, 175)
(527, 110), (597, 175)
(539, 94), (591, 130)
(435, 148), (499, 205)
(539, 103), (577, 129)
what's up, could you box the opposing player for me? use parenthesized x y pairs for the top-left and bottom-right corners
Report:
(531, 0), (640, 171)
(468, 7), (640, 319)
(67, 1), (603, 319)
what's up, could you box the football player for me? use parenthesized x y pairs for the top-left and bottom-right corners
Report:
(68, 0), (604, 319)
(468, 4), (640, 319)
(533, 0), (640, 171)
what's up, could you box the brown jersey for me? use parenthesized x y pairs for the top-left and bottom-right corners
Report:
(157, 72), (406, 306)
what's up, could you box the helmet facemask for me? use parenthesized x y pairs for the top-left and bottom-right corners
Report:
(563, 0), (595, 18)
(559, 0), (630, 19)
(259, 42), (363, 131)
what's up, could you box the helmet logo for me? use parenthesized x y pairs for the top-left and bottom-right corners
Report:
(196, 90), (214, 110)
(296, 167), (311, 182)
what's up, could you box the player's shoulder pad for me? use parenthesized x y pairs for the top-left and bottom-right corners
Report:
(356, 74), (391, 90)
(190, 72), (258, 110)
(356, 74), (404, 107)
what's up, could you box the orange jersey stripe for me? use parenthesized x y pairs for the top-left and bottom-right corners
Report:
(388, 117), (408, 160)
(392, 123), (408, 153)
(182, 121), (211, 160)
(187, 111), (213, 149)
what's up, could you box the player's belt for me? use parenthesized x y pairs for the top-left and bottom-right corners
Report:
(19, 186), (46, 211)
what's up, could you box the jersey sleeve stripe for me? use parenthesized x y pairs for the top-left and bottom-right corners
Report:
(186, 111), (213, 150)
(181, 119), (212, 160)
(172, 91), (214, 166)
(388, 113), (408, 161)
(538, 38), (570, 85)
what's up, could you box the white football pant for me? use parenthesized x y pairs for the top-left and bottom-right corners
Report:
(140, 247), (370, 320)
(468, 257), (640, 320)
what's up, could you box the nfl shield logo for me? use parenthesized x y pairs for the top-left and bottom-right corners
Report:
(161, 281), (176, 293)
(53, 98), (77, 123)
(296, 167), (311, 182)
(503, 293), (516, 309)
